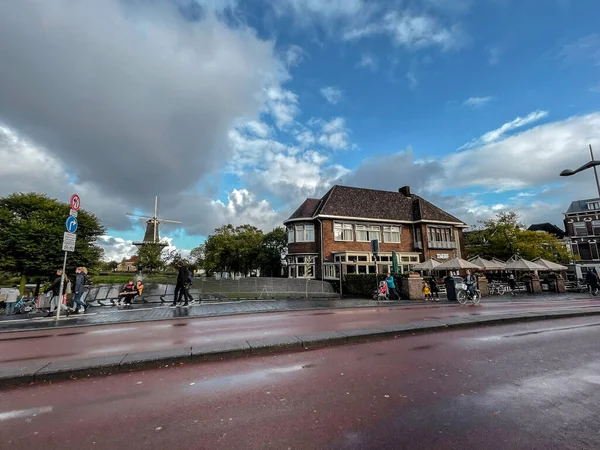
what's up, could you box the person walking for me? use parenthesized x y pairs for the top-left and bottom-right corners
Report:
(2, 286), (20, 316)
(44, 269), (68, 317)
(72, 267), (88, 314)
(586, 269), (599, 296)
(173, 261), (193, 307)
(385, 273), (400, 300)
(428, 278), (440, 302)
(423, 281), (432, 301)
(508, 274), (517, 296)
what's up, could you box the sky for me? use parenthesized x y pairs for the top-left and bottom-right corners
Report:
(1, 0), (600, 262)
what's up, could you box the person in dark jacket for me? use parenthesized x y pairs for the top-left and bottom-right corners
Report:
(44, 269), (68, 317)
(172, 262), (193, 307)
(72, 267), (88, 313)
(428, 278), (440, 301)
(586, 269), (599, 295)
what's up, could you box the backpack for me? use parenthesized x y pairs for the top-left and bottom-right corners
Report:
(186, 269), (193, 285)
(83, 274), (93, 286)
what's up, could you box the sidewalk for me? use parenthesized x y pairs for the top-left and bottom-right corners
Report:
(0, 293), (592, 332)
(2, 296), (600, 387)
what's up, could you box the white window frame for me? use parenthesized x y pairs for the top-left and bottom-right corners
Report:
(356, 225), (381, 242)
(383, 226), (401, 243)
(334, 223), (354, 241)
(287, 227), (294, 244)
(588, 202), (600, 210)
(295, 224), (315, 242)
(574, 222), (588, 237)
(592, 220), (600, 236)
(323, 264), (338, 280)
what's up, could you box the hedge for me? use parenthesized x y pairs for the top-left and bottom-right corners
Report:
(342, 274), (402, 298)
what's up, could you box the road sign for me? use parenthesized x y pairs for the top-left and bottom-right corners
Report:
(70, 194), (81, 211)
(69, 209), (78, 218)
(65, 216), (78, 233)
(62, 232), (77, 252)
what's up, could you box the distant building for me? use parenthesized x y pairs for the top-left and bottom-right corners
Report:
(116, 256), (138, 272)
(564, 198), (600, 266)
(528, 223), (566, 239)
(284, 185), (468, 280)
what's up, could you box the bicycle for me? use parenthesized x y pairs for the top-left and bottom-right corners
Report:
(457, 286), (481, 305)
(489, 283), (507, 296)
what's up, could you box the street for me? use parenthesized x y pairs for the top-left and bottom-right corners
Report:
(2, 316), (600, 449)
(2, 298), (599, 369)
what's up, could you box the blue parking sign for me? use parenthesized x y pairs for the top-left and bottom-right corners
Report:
(66, 216), (78, 233)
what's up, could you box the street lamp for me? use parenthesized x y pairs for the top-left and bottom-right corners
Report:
(560, 144), (600, 198)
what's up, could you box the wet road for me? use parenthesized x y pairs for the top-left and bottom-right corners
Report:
(2, 316), (600, 449)
(2, 299), (600, 368)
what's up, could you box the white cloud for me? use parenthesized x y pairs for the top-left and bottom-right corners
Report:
(265, 86), (300, 128)
(210, 189), (281, 231)
(320, 86), (343, 104)
(487, 46), (501, 66)
(244, 121), (271, 138)
(97, 236), (137, 262)
(357, 54), (378, 70)
(560, 33), (600, 66)
(463, 96), (495, 108)
(459, 110), (549, 149)
(316, 117), (351, 150)
(344, 11), (465, 51)
(272, 0), (370, 22)
(284, 44), (308, 67)
(295, 130), (316, 146)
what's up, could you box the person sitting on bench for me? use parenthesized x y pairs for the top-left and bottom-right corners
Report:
(135, 280), (147, 303)
(117, 280), (137, 305)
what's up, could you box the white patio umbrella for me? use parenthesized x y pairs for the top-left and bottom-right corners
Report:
(436, 258), (481, 271)
(531, 258), (568, 271)
(468, 256), (505, 271)
(490, 258), (507, 269)
(413, 259), (442, 271)
(504, 257), (547, 271)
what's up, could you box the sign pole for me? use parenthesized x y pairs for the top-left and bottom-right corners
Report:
(55, 251), (68, 321)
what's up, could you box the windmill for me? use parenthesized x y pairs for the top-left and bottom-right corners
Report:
(128, 196), (182, 248)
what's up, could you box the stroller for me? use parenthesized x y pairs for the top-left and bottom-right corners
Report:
(373, 280), (389, 300)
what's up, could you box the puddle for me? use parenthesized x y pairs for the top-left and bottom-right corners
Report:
(188, 364), (306, 391)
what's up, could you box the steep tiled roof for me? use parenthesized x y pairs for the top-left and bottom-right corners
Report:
(528, 223), (566, 239)
(286, 198), (321, 221)
(286, 185), (465, 225)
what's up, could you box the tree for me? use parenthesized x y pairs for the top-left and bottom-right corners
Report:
(189, 244), (205, 271)
(465, 211), (573, 263)
(257, 227), (288, 277)
(99, 260), (119, 272)
(0, 192), (105, 291)
(136, 244), (165, 273)
(203, 224), (265, 277)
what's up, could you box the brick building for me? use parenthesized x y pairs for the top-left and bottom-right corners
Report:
(564, 198), (600, 266)
(284, 185), (468, 280)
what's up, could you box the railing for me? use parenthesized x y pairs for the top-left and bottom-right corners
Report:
(428, 241), (457, 249)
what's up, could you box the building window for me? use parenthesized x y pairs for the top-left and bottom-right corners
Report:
(296, 256), (305, 264)
(287, 227), (294, 243)
(295, 224), (315, 242)
(383, 226), (401, 243)
(574, 222), (588, 237)
(287, 255), (316, 279)
(334, 255), (346, 262)
(356, 225), (381, 242)
(588, 202), (600, 211)
(592, 221), (600, 236)
(334, 223), (354, 241)
(324, 265), (339, 279)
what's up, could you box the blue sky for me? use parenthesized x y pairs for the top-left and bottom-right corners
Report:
(0, 0), (599, 261)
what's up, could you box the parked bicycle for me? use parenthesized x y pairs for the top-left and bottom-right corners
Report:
(489, 282), (507, 296)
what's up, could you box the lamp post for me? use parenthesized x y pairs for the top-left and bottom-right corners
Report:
(560, 144), (600, 198)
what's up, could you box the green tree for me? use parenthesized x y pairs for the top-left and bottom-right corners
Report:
(0, 192), (105, 291)
(465, 211), (572, 263)
(189, 244), (205, 271)
(99, 260), (119, 272)
(203, 224), (265, 278)
(257, 227), (288, 277)
(136, 244), (165, 273)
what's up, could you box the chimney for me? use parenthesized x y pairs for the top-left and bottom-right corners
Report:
(399, 186), (411, 197)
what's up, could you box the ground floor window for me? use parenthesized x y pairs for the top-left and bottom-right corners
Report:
(323, 264), (340, 280)
(287, 255), (317, 279)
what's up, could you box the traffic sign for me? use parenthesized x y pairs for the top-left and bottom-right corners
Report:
(69, 209), (78, 218)
(62, 232), (77, 252)
(66, 216), (78, 233)
(70, 194), (81, 211)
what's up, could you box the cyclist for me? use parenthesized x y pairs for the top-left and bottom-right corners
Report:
(465, 270), (478, 299)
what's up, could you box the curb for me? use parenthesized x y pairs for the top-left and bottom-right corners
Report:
(2, 307), (600, 389)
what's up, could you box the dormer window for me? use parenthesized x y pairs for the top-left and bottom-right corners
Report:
(588, 201), (600, 211)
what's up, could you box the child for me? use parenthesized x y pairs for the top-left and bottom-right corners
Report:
(423, 281), (432, 301)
